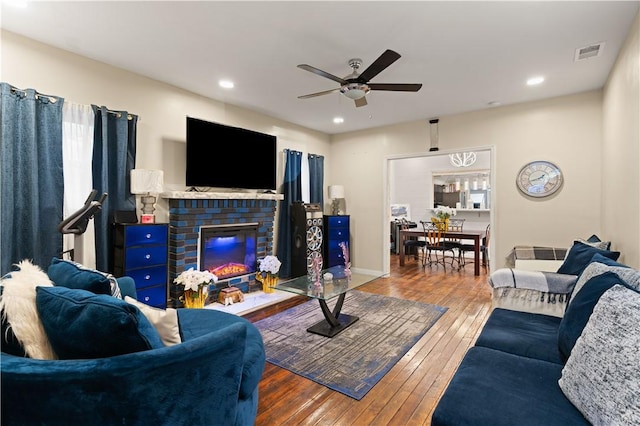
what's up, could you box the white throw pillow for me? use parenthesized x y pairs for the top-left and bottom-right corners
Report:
(559, 285), (640, 425)
(0, 260), (57, 359)
(125, 296), (181, 346)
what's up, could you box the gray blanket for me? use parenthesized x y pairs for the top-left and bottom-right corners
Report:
(489, 268), (578, 303)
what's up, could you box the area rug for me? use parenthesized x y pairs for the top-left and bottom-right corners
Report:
(254, 290), (447, 400)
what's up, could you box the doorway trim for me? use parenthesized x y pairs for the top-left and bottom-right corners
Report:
(382, 145), (496, 275)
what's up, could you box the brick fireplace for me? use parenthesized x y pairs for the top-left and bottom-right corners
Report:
(162, 191), (283, 306)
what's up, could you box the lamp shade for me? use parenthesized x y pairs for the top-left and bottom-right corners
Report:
(328, 185), (345, 199)
(130, 169), (164, 194)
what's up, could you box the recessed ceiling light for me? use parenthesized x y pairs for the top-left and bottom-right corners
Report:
(526, 76), (545, 86)
(333, 117), (344, 124)
(219, 80), (234, 89)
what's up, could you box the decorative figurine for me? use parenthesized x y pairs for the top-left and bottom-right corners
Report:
(339, 241), (351, 276)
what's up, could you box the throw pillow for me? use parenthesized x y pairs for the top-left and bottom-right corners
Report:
(570, 262), (640, 306)
(559, 285), (640, 425)
(47, 258), (121, 297)
(125, 296), (181, 346)
(0, 260), (57, 359)
(584, 234), (611, 250)
(562, 236), (610, 260)
(558, 272), (633, 362)
(589, 252), (628, 268)
(36, 286), (163, 359)
(556, 241), (620, 276)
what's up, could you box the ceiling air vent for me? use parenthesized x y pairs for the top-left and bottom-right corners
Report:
(574, 42), (605, 61)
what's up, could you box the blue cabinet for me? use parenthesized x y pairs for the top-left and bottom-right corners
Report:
(113, 223), (168, 308)
(323, 215), (350, 268)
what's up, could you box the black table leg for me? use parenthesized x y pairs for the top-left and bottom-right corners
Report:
(307, 293), (359, 338)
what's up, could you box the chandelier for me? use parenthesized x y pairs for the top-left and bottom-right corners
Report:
(449, 152), (477, 168)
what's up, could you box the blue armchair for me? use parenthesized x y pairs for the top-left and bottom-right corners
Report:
(1, 274), (265, 426)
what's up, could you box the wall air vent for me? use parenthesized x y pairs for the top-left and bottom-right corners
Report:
(574, 42), (605, 61)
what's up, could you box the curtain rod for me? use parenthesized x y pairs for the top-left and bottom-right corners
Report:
(94, 106), (136, 121)
(9, 86), (59, 104)
(9, 86), (137, 121)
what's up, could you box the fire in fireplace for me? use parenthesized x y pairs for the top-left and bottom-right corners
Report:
(199, 224), (258, 280)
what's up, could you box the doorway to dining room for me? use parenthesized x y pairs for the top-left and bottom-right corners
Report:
(383, 147), (495, 275)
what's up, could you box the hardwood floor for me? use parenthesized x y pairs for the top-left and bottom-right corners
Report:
(244, 255), (493, 426)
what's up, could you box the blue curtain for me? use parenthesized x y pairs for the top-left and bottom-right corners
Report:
(91, 106), (137, 272)
(0, 83), (64, 275)
(308, 153), (324, 206)
(276, 149), (302, 278)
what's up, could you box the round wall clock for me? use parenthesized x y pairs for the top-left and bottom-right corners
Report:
(516, 160), (563, 198)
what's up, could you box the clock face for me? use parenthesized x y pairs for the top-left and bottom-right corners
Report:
(516, 161), (563, 198)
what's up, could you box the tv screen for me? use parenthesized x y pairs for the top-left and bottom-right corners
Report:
(186, 117), (277, 190)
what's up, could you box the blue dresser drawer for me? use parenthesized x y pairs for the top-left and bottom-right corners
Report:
(327, 248), (345, 263)
(125, 225), (167, 246)
(327, 216), (349, 229)
(328, 227), (349, 240)
(136, 285), (167, 308)
(126, 265), (167, 288)
(325, 237), (348, 252)
(125, 246), (167, 269)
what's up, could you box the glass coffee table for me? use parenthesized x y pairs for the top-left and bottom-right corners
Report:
(275, 266), (383, 337)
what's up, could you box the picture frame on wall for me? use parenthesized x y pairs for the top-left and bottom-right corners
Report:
(391, 204), (411, 221)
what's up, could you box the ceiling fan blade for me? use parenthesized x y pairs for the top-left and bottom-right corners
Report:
(369, 83), (423, 92)
(357, 49), (401, 82)
(298, 88), (341, 99)
(297, 64), (347, 85)
(355, 97), (367, 108)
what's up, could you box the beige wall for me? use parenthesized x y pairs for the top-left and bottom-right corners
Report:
(332, 92), (604, 273)
(602, 11), (640, 269)
(1, 30), (331, 252)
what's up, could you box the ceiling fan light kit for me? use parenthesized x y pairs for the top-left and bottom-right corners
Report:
(297, 49), (422, 107)
(340, 83), (369, 100)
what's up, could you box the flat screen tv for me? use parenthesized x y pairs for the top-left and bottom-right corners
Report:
(186, 117), (277, 190)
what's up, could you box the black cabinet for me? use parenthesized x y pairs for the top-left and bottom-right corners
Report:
(113, 223), (168, 308)
(323, 215), (350, 268)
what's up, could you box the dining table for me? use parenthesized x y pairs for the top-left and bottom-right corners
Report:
(399, 228), (487, 276)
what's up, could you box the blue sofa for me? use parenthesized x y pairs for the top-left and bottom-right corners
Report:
(432, 245), (640, 425)
(1, 262), (265, 426)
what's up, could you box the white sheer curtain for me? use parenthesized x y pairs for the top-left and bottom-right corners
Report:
(301, 152), (310, 203)
(62, 102), (95, 267)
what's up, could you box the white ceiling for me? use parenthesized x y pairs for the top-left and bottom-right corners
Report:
(2, 1), (638, 135)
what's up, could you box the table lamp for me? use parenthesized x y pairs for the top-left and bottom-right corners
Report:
(328, 185), (345, 215)
(130, 169), (164, 223)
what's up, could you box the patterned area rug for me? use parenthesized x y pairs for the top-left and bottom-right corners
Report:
(254, 290), (447, 400)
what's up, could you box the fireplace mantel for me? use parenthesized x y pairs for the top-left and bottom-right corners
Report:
(161, 191), (283, 201)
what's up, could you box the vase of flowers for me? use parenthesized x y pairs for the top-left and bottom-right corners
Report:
(174, 268), (218, 309)
(255, 255), (281, 293)
(432, 205), (456, 231)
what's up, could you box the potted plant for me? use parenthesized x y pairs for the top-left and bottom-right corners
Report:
(255, 255), (281, 293)
(174, 268), (218, 309)
(432, 205), (457, 231)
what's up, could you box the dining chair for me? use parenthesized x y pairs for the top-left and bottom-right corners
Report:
(459, 224), (490, 269)
(422, 221), (455, 269)
(443, 218), (465, 268)
(401, 219), (426, 264)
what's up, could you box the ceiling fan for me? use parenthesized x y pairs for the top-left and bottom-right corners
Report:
(297, 49), (422, 107)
